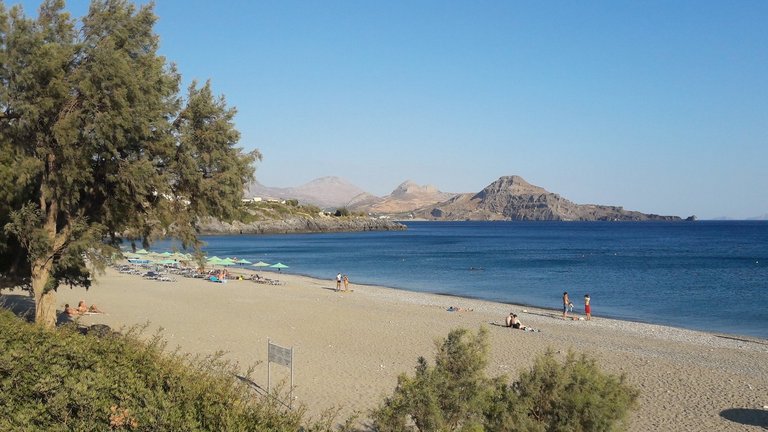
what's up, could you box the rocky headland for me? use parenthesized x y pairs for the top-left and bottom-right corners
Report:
(198, 215), (406, 235)
(409, 176), (683, 221)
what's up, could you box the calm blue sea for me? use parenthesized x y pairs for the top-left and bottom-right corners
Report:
(161, 221), (768, 339)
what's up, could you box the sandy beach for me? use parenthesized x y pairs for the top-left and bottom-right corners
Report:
(3, 267), (767, 431)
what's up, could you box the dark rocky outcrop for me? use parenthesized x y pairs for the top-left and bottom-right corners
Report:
(198, 216), (406, 235)
(409, 176), (682, 222)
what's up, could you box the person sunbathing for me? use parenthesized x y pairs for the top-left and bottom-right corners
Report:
(509, 314), (526, 330)
(77, 300), (103, 314)
(64, 303), (80, 317)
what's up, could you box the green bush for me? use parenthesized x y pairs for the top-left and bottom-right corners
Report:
(371, 328), (638, 432)
(0, 309), (333, 431)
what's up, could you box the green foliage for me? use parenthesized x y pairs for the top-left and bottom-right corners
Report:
(514, 350), (639, 432)
(0, 0), (258, 320)
(0, 308), (346, 431)
(371, 328), (638, 432)
(372, 328), (501, 431)
(242, 201), (326, 221)
(334, 208), (350, 217)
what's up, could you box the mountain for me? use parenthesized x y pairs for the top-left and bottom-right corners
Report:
(245, 176), (365, 209)
(747, 213), (768, 221)
(348, 180), (456, 214)
(409, 175), (682, 221)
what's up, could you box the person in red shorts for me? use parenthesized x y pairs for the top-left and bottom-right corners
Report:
(584, 294), (592, 320)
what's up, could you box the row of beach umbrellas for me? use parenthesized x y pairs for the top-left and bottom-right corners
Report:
(123, 249), (289, 270)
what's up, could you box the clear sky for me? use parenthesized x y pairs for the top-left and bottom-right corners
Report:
(13, 0), (768, 219)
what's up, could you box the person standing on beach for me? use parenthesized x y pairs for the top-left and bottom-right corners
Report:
(336, 273), (342, 291)
(584, 294), (591, 320)
(343, 274), (349, 291)
(563, 292), (570, 319)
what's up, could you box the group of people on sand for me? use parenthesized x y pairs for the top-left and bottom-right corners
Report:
(505, 312), (539, 332)
(562, 291), (591, 321)
(504, 291), (593, 331)
(335, 273), (350, 291)
(64, 300), (103, 317)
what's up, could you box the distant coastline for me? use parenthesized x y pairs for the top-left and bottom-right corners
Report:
(198, 216), (406, 235)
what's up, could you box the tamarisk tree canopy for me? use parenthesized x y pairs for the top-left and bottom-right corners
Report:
(0, 0), (259, 326)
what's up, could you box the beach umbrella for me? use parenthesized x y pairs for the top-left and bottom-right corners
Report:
(236, 259), (252, 265)
(160, 251), (173, 257)
(221, 258), (236, 265)
(135, 249), (149, 255)
(270, 262), (289, 282)
(270, 262), (289, 271)
(170, 252), (188, 261)
(206, 257), (225, 268)
(252, 261), (271, 267)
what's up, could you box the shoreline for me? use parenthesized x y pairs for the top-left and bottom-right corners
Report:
(3, 267), (768, 430)
(257, 269), (768, 342)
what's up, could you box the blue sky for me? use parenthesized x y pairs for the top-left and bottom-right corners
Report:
(14, 1), (768, 219)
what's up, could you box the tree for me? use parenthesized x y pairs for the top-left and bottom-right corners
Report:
(372, 328), (507, 431)
(0, 0), (259, 327)
(371, 328), (638, 432)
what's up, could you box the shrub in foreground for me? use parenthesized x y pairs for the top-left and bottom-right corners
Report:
(0, 309), (315, 431)
(371, 327), (638, 432)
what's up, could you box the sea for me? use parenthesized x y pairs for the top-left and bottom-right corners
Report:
(159, 221), (768, 339)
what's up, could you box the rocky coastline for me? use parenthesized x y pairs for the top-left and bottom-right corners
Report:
(198, 216), (407, 235)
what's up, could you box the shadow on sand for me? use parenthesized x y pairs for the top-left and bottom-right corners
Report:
(720, 408), (768, 428)
(0, 292), (35, 322)
(1, 291), (75, 325)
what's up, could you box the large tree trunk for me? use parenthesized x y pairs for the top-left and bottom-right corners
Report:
(32, 259), (57, 328)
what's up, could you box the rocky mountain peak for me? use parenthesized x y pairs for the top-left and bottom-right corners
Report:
(391, 180), (439, 197)
(474, 175), (547, 200)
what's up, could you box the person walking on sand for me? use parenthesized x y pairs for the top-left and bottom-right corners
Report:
(343, 274), (349, 291)
(562, 291), (570, 319)
(336, 273), (342, 291)
(584, 294), (592, 320)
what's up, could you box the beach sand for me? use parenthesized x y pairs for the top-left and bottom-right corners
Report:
(3, 268), (768, 430)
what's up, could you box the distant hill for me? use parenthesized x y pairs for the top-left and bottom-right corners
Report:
(245, 176), (365, 209)
(408, 175), (682, 221)
(348, 180), (456, 214)
(246, 175), (685, 221)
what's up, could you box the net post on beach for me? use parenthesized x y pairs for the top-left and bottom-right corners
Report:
(267, 339), (294, 408)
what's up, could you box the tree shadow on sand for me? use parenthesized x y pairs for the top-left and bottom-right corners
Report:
(720, 408), (768, 428)
(1, 291), (75, 325)
(0, 292), (35, 322)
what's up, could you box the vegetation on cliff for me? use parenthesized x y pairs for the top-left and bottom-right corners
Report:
(199, 201), (406, 234)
